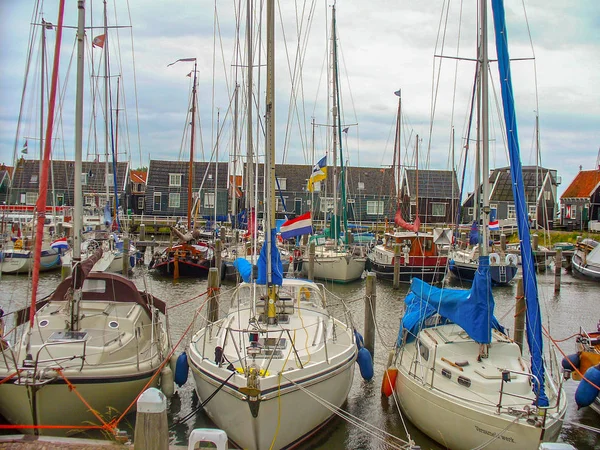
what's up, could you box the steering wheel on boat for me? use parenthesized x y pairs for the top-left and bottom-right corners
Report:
(85, 239), (101, 252)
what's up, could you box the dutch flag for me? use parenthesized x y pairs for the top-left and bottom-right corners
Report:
(280, 212), (313, 240)
(50, 237), (69, 250)
(489, 220), (500, 231)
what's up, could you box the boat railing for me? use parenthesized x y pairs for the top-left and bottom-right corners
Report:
(18, 339), (88, 384)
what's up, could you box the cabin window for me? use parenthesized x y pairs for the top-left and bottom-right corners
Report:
(418, 339), (429, 361)
(25, 192), (37, 205)
(276, 177), (287, 190)
(169, 174), (182, 187)
(82, 279), (106, 293)
(457, 376), (472, 388)
(507, 205), (516, 219)
(204, 192), (215, 209)
(168, 193), (180, 208)
(441, 368), (452, 379)
(367, 201), (384, 216)
(431, 203), (446, 217)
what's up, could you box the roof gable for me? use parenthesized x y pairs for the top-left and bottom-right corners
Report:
(561, 169), (600, 199)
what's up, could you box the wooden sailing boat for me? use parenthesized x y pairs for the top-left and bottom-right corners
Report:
(150, 58), (215, 279)
(187, 3), (357, 448)
(387, 2), (566, 448)
(368, 91), (448, 283)
(0, 2), (171, 434)
(302, 4), (365, 283)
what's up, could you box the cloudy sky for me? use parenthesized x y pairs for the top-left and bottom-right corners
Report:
(0, 0), (598, 198)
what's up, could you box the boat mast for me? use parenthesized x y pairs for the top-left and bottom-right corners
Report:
(39, 20), (46, 177)
(215, 110), (219, 232)
(394, 90), (402, 206)
(330, 6), (338, 241)
(480, 0), (490, 257)
(246, 0), (255, 247)
(232, 84), (239, 228)
(189, 60), (198, 230)
(103, 0), (110, 211)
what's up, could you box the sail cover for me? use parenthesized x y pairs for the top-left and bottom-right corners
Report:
(398, 256), (502, 345)
(257, 229), (283, 285)
(491, 0), (548, 406)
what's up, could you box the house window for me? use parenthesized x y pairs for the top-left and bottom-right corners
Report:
(467, 207), (474, 217)
(312, 181), (321, 192)
(85, 195), (95, 206)
(507, 205), (516, 219)
(169, 193), (180, 208)
(30, 174), (38, 184)
(169, 174), (182, 187)
(25, 192), (37, 205)
(319, 197), (334, 213)
(358, 182), (365, 191)
(20, 193), (26, 204)
(81, 173), (88, 186)
(137, 197), (144, 210)
(276, 177), (287, 190)
(153, 192), (162, 211)
(366, 201), (384, 215)
(528, 205), (537, 217)
(276, 197), (288, 212)
(204, 192), (215, 209)
(431, 203), (446, 217)
(136, 183), (143, 192)
(571, 205), (577, 218)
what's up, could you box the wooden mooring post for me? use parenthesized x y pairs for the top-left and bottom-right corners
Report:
(208, 267), (219, 323)
(364, 272), (376, 357)
(308, 241), (315, 281)
(514, 278), (525, 353)
(215, 239), (222, 285)
(554, 249), (562, 293)
(122, 237), (130, 275)
(393, 244), (401, 289)
(134, 388), (168, 450)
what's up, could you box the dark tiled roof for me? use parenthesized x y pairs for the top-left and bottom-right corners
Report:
(404, 169), (459, 199)
(490, 166), (557, 202)
(561, 169), (600, 199)
(146, 160), (229, 190)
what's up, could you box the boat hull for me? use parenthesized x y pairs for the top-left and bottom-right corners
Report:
(190, 354), (355, 450)
(571, 254), (600, 282)
(153, 259), (211, 278)
(0, 249), (61, 274)
(368, 259), (446, 284)
(302, 255), (365, 283)
(449, 260), (518, 285)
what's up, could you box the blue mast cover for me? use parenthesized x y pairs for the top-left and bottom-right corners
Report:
(491, 0), (548, 406)
(256, 229), (283, 285)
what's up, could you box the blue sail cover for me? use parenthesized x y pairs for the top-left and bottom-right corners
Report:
(491, 0), (548, 406)
(233, 258), (253, 283)
(398, 257), (503, 345)
(469, 221), (479, 245)
(256, 229), (283, 285)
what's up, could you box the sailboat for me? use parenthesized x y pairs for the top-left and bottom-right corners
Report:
(187, 3), (357, 448)
(0, 2), (171, 434)
(368, 92), (448, 284)
(150, 58), (215, 279)
(302, 4), (365, 283)
(386, 1), (567, 448)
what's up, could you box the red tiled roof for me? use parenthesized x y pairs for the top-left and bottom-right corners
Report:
(561, 169), (600, 199)
(130, 170), (147, 184)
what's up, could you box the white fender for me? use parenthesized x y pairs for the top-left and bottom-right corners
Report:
(489, 253), (501, 265)
(505, 253), (518, 266)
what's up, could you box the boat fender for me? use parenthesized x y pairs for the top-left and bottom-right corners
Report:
(575, 364), (600, 409)
(174, 352), (189, 387)
(357, 347), (374, 381)
(381, 368), (398, 397)
(561, 353), (580, 371)
(170, 353), (179, 375)
(489, 253), (501, 265)
(160, 365), (175, 398)
(220, 261), (227, 281)
(353, 329), (365, 351)
(505, 253), (518, 266)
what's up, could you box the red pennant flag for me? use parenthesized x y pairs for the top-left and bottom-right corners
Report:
(92, 34), (105, 48)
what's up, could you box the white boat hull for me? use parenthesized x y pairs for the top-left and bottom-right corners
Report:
(0, 249), (61, 274)
(303, 253), (365, 283)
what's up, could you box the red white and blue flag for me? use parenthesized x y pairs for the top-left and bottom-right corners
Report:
(489, 220), (500, 231)
(50, 237), (69, 250)
(280, 212), (312, 239)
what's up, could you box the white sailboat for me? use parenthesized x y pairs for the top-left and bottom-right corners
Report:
(187, 3), (357, 448)
(386, 1), (567, 448)
(0, 2), (171, 434)
(303, 4), (365, 283)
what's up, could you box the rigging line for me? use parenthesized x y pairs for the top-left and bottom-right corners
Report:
(447, 0), (466, 171)
(124, 0), (143, 167)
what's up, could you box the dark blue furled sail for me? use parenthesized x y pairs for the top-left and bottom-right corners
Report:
(398, 257), (503, 345)
(491, 0), (548, 406)
(257, 229), (283, 285)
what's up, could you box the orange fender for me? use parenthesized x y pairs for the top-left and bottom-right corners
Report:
(381, 368), (398, 397)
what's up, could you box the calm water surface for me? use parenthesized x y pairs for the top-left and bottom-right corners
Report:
(1, 263), (599, 449)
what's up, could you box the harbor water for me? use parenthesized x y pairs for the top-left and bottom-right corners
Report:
(1, 263), (599, 449)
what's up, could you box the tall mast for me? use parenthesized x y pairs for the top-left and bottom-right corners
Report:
(265, 0), (275, 284)
(103, 0), (110, 207)
(39, 20), (46, 177)
(188, 60), (198, 229)
(232, 85), (239, 226)
(394, 90), (402, 204)
(480, 0), (490, 257)
(330, 6), (338, 238)
(215, 110), (220, 231)
(246, 0), (255, 245)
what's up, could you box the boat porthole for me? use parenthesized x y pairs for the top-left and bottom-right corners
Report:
(457, 376), (471, 388)
(39, 319), (49, 328)
(441, 368), (452, 379)
(109, 321), (119, 329)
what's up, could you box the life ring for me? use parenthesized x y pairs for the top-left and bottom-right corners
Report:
(489, 253), (500, 265)
(505, 253), (518, 266)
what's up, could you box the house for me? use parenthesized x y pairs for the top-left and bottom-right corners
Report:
(144, 160), (229, 219)
(0, 164), (13, 205)
(462, 166), (560, 229)
(398, 168), (459, 224)
(560, 167), (600, 231)
(126, 169), (148, 215)
(9, 158), (129, 213)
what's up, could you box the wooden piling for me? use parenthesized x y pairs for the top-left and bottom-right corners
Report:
(208, 267), (219, 323)
(364, 272), (376, 356)
(554, 249), (562, 293)
(500, 233), (506, 251)
(393, 243), (401, 289)
(139, 223), (146, 241)
(514, 278), (525, 353)
(308, 241), (315, 281)
(532, 233), (539, 251)
(134, 388), (168, 450)
(215, 239), (222, 285)
(347, 232), (354, 245)
(122, 237), (130, 275)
